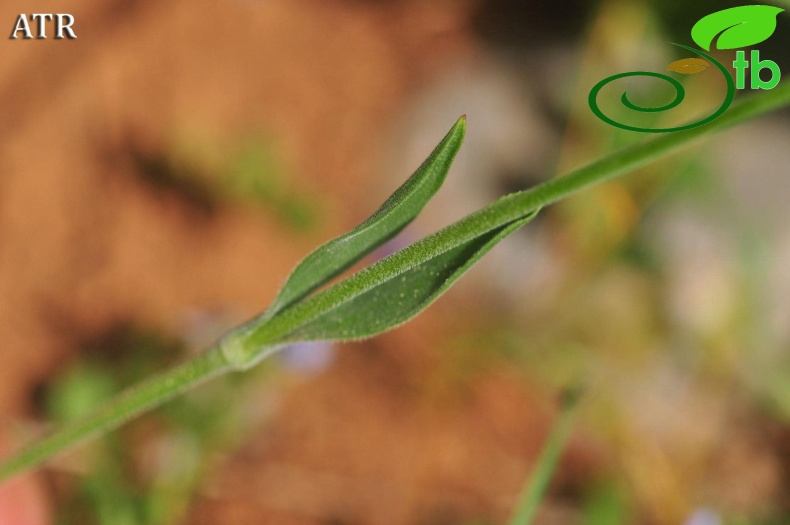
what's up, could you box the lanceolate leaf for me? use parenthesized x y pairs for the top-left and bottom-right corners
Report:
(230, 207), (539, 358)
(286, 212), (538, 341)
(264, 116), (466, 317)
(691, 5), (784, 51)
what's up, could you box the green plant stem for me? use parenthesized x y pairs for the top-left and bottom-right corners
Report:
(235, 86), (790, 354)
(461, 86), (790, 253)
(0, 346), (231, 483)
(1, 85), (789, 484)
(508, 387), (582, 525)
(505, 85), (790, 212)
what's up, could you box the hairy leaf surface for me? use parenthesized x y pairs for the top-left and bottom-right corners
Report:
(233, 208), (539, 356)
(265, 116), (466, 317)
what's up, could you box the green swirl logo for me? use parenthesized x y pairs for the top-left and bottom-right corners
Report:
(589, 5), (785, 133)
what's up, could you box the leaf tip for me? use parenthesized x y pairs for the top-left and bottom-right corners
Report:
(456, 114), (467, 130)
(448, 115), (467, 142)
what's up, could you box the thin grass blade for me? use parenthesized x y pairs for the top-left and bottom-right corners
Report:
(508, 386), (583, 525)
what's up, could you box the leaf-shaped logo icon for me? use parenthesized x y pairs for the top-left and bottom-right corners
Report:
(691, 5), (785, 51)
(667, 58), (710, 74)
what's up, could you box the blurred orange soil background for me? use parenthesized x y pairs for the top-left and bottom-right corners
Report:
(2, 0), (790, 523)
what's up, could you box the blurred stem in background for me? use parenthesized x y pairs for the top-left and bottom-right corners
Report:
(508, 385), (583, 525)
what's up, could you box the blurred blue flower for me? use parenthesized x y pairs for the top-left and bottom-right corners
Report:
(279, 340), (335, 373)
(685, 508), (721, 525)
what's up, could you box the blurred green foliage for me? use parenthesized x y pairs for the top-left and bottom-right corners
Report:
(44, 328), (257, 525)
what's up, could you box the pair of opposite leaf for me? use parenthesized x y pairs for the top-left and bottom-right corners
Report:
(220, 117), (539, 368)
(668, 5), (785, 75)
